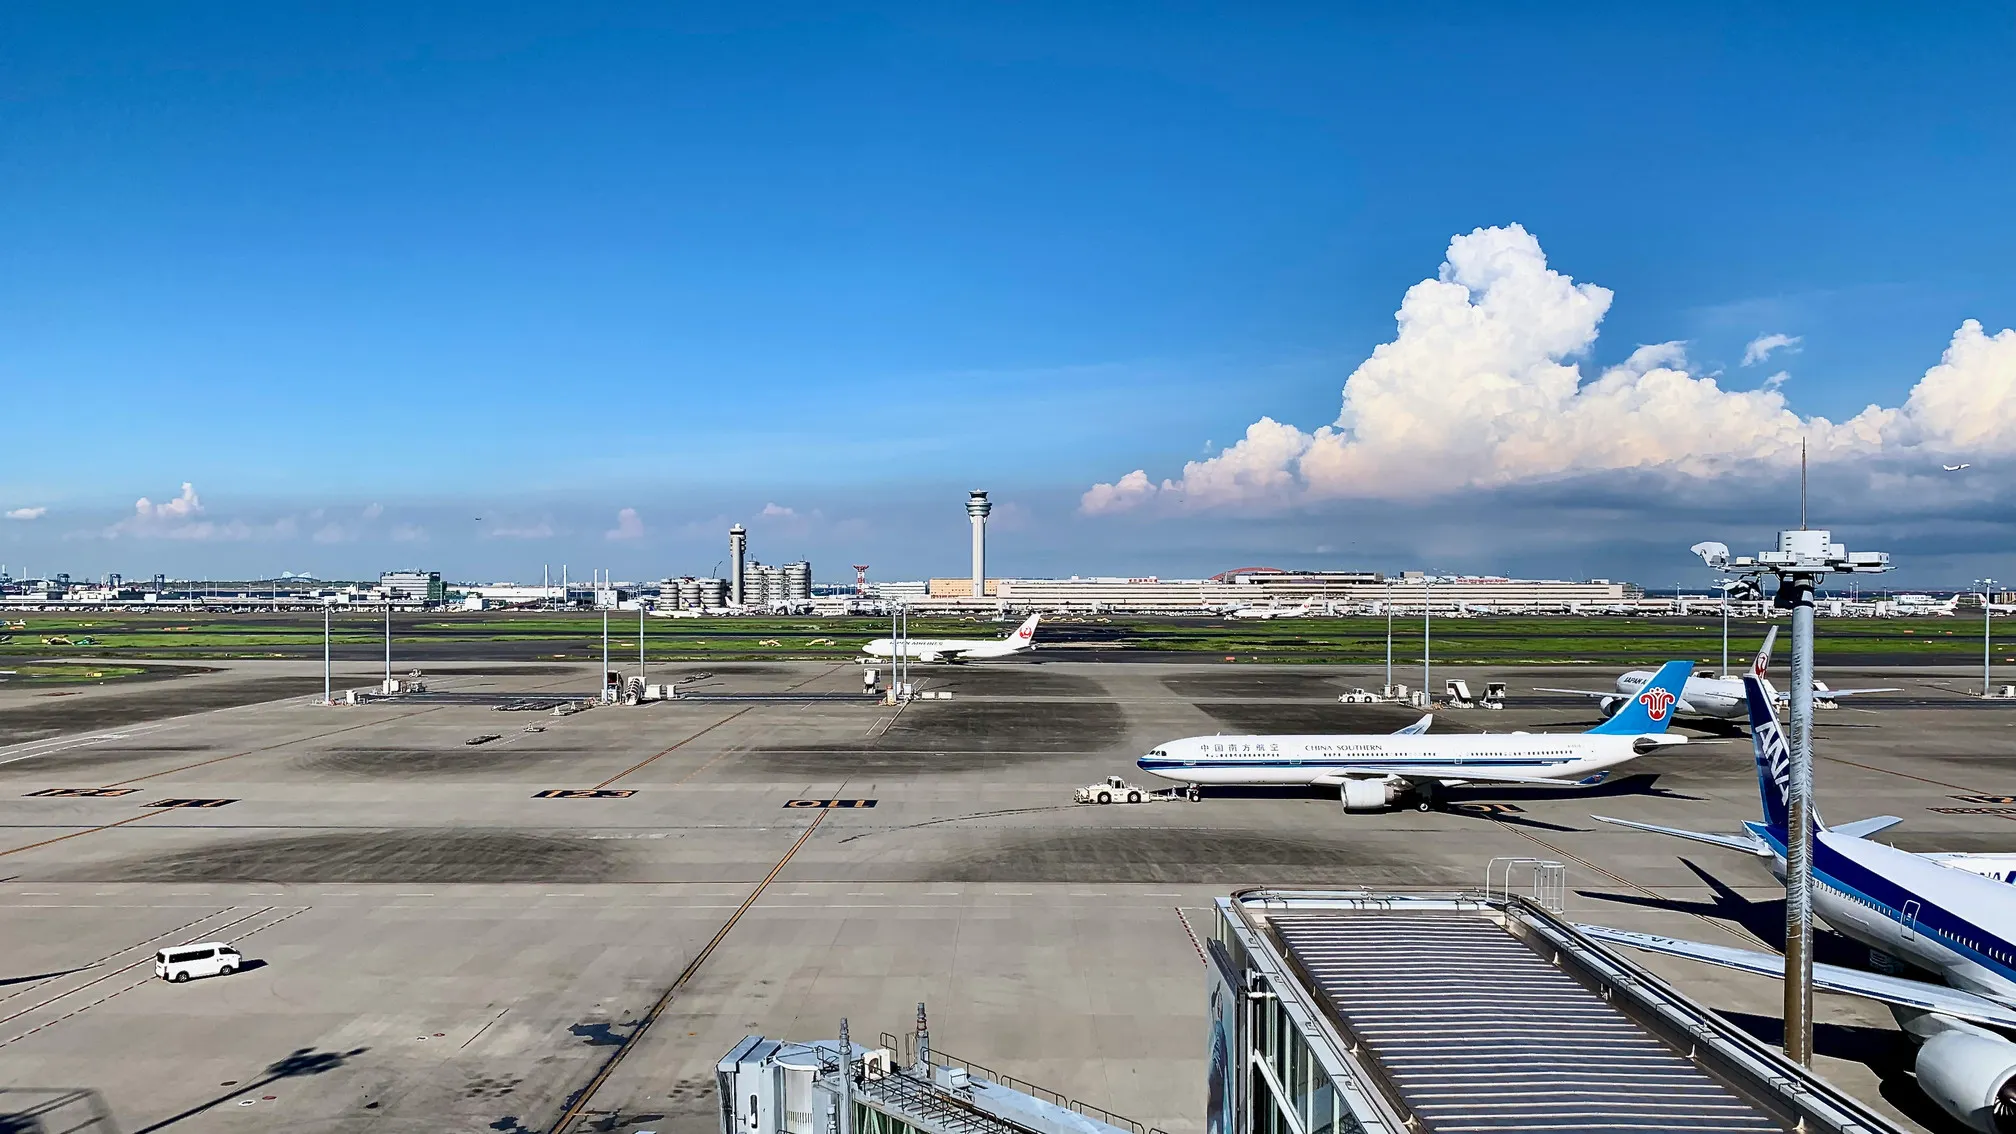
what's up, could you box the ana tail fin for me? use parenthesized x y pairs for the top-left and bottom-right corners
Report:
(1742, 673), (1821, 834)
(1586, 660), (1692, 735)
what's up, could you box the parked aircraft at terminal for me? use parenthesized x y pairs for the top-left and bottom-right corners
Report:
(861, 614), (1040, 664)
(1538, 628), (1895, 721)
(1585, 675), (2016, 1134)
(1135, 661), (1696, 811)
(1221, 599), (1316, 620)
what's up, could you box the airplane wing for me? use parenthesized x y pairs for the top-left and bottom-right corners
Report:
(1533, 687), (1617, 699)
(1816, 687), (1901, 698)
(1392, 715), (1433, 736)
(1832, 815), (1905, 839)
(1577, 925), (2016, 1029)
(1591, 814), (1771, 855)
(1313, 766), (1609, 788)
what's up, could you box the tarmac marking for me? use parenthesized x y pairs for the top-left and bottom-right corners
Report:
(544, 806), (835, 1134)
(1173, 907), (1208, 965)
(0, 905), (238, 1008)
(588, 664), (847, 790)
(95, 706), (453, 787)
(0, 906), (276, 1031)
(0, 809), (178, 860)
(0, 723), (177, 765)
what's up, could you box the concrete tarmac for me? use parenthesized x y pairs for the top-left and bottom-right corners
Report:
(0, 658), (2010, 1133)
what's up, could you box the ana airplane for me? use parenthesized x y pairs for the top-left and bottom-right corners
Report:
(1583, 674), (2016, 1133)
(861, 614), (1041, 664)
(1222, 599), (1316, 620)
(1134, 660), (1695, 811)
(1537, 628), (1894, 721)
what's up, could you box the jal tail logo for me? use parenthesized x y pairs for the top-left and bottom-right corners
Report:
(1017, 627), (1033, 639)
(1637, 688), (1677, 722)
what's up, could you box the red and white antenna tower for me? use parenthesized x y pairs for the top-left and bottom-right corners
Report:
(852, 565), (870, 597)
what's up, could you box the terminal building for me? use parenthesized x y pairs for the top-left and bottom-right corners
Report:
(909, 571), (1643, 613)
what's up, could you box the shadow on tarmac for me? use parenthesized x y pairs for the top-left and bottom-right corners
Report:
(131, 1046), (367, 1133)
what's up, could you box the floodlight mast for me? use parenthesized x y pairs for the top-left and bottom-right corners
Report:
(1692, 532), (1891, 1067)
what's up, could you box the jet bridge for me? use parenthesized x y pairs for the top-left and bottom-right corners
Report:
(1212, 889), (1909, 1134)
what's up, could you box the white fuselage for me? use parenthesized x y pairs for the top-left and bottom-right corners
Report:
(862, 637), (1022, 661)
(1765, 828), (2016, 1001)
(1136, 732), (1647, 787)
(1614, 671), (1751, 719)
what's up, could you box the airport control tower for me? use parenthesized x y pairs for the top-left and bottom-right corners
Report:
(966, 490), (991, 599)
(729, 523), (747, 606)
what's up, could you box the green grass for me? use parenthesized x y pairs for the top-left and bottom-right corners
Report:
(0, 611), (2006, 664)
(0, 663), (151, 684)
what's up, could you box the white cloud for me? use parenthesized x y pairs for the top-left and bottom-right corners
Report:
(104, 482), (250, 540)
(4, 506), (46, 521)
(361, 503), (384, 521)
(605, 507), (645, 541)
(489, 520), (555, 539)
(1084, 225), (2016, 513)
(1743, 333), (1803, 366)
(760, 502), (798, 518)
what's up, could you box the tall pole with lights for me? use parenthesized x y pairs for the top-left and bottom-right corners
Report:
(1693, 531), (1891, 1066)
(1980, 578), (1999, 697)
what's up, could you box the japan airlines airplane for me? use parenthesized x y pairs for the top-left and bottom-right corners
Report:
(1134, 660), (1695, 811)
(1537, 628), (1895, 720)
(861, 614), (1040, 664)
(1583, 674), (2016, 1132)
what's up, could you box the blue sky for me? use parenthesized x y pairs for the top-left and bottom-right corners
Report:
(5, 4), (2015, 584)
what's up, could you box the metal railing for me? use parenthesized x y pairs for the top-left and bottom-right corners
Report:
(879, 1032), (1168, 1134)
(1485, 856), (1565, 911)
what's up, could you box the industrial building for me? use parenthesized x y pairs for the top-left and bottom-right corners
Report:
(378, 570), (445, 605)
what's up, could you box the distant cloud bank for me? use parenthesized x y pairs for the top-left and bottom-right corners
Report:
(1084, 224), (2016, 514)
(4, 506), (46, 521)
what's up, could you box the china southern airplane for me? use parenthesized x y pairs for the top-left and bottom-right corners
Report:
(1583, 675), (2016, 1133)
(1538, 628), (1895, 721)
(861, 614), (1040, 664)
(1134, 660), (1695, 811)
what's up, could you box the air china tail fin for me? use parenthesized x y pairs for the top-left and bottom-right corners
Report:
(1585, 661), (1692, 735)
(1750, 627), (1779, 678)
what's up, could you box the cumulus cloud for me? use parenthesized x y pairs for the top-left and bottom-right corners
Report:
(1743, 333), (1803, 367)
(104, 482), (251, 540)
(605, 507), (645, 541)
(760, 503), (798, 518)
(5, 506), (46, 521)
(1084, 225), (2016, 513)
(361, 503), (384, 521)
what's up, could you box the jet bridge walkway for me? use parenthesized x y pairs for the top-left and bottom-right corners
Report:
(1216, 890), (1909, 1134)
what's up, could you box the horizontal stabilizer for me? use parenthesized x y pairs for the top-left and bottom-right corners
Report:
(1831, 815), (1905, 839)
(1817, 687), (1900, 699)
(1590, 814), (1770, 855)
(1534, 687), (1619, 699)
(1578, 925), (2016, 1029)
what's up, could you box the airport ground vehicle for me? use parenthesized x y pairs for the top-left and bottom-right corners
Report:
(155, 941), (241, 982)
(1074, 775), (1194, 804)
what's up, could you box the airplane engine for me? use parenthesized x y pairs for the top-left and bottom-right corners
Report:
(1598, 697), (1625, 719)
(1340, 779), (1402, 811)
(1915, 1028), (2016, 1132)
(917, 652), (942, 664)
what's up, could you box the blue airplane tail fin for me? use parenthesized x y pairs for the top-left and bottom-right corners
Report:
(1743, 673), (1822, 836)
(1585, 660), (1692, 735)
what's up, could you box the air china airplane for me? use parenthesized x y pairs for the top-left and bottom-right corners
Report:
(1134, 660), (1695, 811)
(1538, 628), (1895, 721)
(1583, 675), (2016, 1133)
(860, 614), (1040, 664)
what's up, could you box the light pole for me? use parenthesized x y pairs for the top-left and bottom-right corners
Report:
(1979, 578), (1998, 697)
(1694, 531), (1891, 1066)
(639, 602), (647, 687)
(1421, 576), (1432, 707)
(383, 600), (392, 692)
(323, 602), (332, 705)
(1384, 582), (1394, 694)
(601, 607), (611, 703)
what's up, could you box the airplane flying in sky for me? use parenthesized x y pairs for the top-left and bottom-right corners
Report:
(1538, 628), (1895, 721)
(1946, 463), (1974, 471)
(860, 614), (1040, 664)
(1134, 660), (1695, 811)
(1583, 675), (2016, 1134)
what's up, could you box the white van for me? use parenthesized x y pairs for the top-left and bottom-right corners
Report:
(155, 941), (242, 983)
